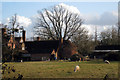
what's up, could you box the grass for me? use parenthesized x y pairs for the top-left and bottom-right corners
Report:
(2, 60), (119, 79)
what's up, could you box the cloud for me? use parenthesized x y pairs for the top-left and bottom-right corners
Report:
(17, 15), (32, 27)
(81, 24), (113, 35)
(4, 18), (10, 25)
(4, 15), (32, 28)
(56, 3), (118, 36)
(58, 3), (80, 14)
(103, 26), (107, 30)
(83, 11), (118, 26)
(81, 11), (117, 35)
(58, 3), (118, 26)
(57, 3), (118, 35)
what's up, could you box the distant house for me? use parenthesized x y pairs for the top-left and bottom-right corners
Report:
(92, 45), (120, 59)
(21, 39), (77, 61)
(1, 28), (77, 61)
(23, 40), (59, 61)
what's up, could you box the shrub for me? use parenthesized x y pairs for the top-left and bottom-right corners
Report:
(103, 52), (120, 61)
(70, 54), (83, 61)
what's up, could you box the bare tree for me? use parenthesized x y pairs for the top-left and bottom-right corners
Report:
(7, 14), (24, 36)
(3, 14), (24, 61)
(94, 26), (98, 45)
(34, 5), (83, 40)
(100, 26), (118, 45)
(71, 29), (95, 55)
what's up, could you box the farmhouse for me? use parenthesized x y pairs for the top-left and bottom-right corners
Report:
(1, 28), (77, 61)
(23, 40), (59, 61)
(92, 45), (120, 59)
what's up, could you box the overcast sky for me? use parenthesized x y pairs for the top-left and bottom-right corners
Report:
(1, 2), (118, 38)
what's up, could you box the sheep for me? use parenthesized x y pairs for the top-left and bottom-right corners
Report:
(104, 60), (110, 64)
(74, 65), (80, 72)
(21, 60), (23, 62)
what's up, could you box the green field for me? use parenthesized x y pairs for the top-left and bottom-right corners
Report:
(2, 60), (119, 79)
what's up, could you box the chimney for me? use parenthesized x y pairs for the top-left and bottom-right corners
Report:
(37, 37), (40, 41)
(22, 30), (26, 42)
(22, 43), (25, 50)
(20, 37), (23, 43)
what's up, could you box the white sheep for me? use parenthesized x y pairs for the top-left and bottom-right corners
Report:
(104, 60), (110, 64)
(21, 60), (23, 62)
(74, 65), (80, 72)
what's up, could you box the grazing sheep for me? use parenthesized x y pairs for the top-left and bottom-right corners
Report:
(104, 60), (110, 64)
(74, 65), (80, 72)
(21, 60), (23, 62)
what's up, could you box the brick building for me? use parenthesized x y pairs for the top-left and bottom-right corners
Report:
(1, 28), (77, 61)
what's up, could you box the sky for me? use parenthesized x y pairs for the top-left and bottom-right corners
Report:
(1, 2), (118, 38)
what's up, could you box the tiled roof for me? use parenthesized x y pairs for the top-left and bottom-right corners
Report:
(95, 45), (120, 50)
(25, 40), (60, 54)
